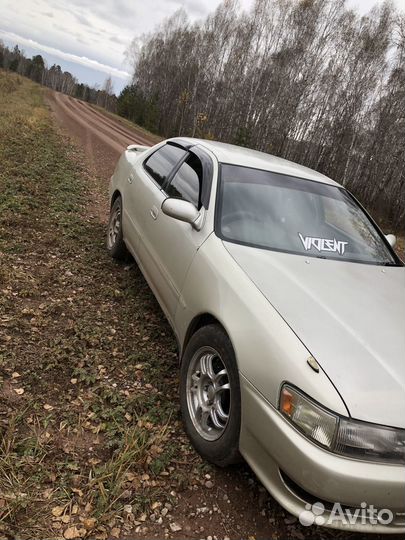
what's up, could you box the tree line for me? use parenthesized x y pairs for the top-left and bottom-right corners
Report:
(120, 0), (405, 229)
(0, 42), (117, 112)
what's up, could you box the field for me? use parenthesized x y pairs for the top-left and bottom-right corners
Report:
(0, 71), (398, 540)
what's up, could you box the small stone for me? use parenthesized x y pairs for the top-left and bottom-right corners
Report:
(52, 506), (65, 517)
(63, 526), (80, 539)
(82, 518), (96, 530)
(205, 480), (214, 489)
(169, 522), (182, 532)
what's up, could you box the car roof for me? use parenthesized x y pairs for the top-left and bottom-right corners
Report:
(169, 137), (340, 187)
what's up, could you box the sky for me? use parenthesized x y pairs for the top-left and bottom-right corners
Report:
(0, 0), (403, 95)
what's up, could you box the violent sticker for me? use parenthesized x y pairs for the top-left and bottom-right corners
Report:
(298, 233), (348, 255)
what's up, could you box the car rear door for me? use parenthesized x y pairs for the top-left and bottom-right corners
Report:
(137, 144), (213, 323)
(122, 143), (185, 255)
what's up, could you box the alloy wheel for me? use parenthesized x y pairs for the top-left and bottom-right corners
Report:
(186, 346), (231, 441)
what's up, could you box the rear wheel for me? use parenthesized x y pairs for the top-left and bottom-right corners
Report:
(180, 324), (241, 466)
(106, 196), (128, 259)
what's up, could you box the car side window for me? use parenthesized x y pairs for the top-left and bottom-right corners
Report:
(143, 144), (187, 187)
(166, 153), (203, 208)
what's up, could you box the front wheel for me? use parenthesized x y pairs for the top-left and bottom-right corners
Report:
(106, 196), (128, 260)
(180, 324), (241, 466)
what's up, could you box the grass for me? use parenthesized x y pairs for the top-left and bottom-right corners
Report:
(0, 70), (202, 539)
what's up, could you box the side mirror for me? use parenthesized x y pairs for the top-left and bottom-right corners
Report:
(385, 234), (396, 248)
(161, 198), (203, 230)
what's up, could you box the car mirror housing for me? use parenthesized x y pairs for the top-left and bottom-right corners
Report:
(385, 234), (396, 248)
(161, 198), (203, 230)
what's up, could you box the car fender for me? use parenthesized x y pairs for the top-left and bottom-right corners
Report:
(176, 233), (348, 416)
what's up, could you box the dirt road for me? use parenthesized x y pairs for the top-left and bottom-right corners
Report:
(47, 91), (159, 180)
(44, 92), (389, 540)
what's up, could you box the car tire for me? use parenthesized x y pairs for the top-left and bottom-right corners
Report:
(106, 196), (128, 260)
(180, 324), (241, 467)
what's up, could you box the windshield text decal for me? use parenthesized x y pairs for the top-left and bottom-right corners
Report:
(298, 233), (348, 255)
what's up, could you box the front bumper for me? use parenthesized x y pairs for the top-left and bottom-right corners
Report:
(239, 375), (405, 533)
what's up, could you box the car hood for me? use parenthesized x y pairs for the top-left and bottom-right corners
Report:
(225, 242), (405, 428)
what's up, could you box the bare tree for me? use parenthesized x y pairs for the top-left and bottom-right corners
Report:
(121, 0), (404, 228)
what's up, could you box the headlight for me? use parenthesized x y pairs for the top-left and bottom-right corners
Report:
(335, 417), (405, 464)
(279, 385), (338, 448)
(280, 384), (405, 465)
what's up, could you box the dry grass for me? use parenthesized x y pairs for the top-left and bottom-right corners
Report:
(0, 70), (202, 539)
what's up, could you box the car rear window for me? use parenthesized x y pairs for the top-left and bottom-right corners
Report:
(143, 144), (187, 187)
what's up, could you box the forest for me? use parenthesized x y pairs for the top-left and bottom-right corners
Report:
(0, 42), (116, 111)
(1, 0), (403, 228)
(119, 0), (405, 228)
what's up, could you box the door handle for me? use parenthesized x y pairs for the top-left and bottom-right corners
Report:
(150, 205), (158, 220)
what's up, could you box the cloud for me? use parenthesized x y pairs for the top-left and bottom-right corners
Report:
(0, 29), (131, 79)
(109, 35), (126, 46)
(1, 0), (253, 90)
(1, 0), (226, 77)
(175, 0), (210, 18)
(73, 12), (93, 28)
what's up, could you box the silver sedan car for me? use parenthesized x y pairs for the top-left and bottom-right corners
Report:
(107, 138), (405, 534)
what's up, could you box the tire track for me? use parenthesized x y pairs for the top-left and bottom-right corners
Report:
(65, 97), (132, 145)
(74, 99), (154, 146)
(48, 91), (155, 155)
(62, 95), (134, 150)
(46, 90), (158, 185)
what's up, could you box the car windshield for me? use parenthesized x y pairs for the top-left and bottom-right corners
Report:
(217, 164), (398, 265)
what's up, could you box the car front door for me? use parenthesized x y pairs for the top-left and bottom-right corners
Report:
(137, 144), (213, 323)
